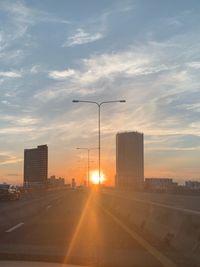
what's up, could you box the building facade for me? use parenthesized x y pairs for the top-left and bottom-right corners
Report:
(116, 131), (144, 189)
(24, 145), (48, 187)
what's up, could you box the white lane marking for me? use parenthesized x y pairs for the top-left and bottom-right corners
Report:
(6, 222), (24, 233)
(46, 205), (52, 210)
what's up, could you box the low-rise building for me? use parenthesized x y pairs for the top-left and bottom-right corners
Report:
(185, 180), (200, 190)
(145, 178), (178, 190)
(48, 175), (65, 187)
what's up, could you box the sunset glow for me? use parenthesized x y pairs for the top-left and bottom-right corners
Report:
(90, 170), (106, 184)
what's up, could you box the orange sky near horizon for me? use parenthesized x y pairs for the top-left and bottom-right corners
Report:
(1, 153), (199, 186)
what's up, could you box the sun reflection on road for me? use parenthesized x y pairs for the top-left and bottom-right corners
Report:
(63, 188), (104, 265)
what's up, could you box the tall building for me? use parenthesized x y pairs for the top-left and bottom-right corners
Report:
(24, 145), (48, 187)
(116, 131), (144, 189)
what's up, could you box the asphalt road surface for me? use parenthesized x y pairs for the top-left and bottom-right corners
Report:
(0, 189), (177, 267)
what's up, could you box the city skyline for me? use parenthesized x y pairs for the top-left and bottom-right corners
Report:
(0, 0), (200, 184)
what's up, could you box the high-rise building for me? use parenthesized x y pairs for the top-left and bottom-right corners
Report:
(24, 145), (48, 187)
(116, 131), (144, 189)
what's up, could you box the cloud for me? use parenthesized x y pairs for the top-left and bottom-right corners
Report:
(0, 114), (41, 127)
(34, 84), (95, 101)
(77, 50), (164, 84)
(48, 69), (76, 80)
(30, 65), (41, 74)
(187, 61), (200, 69)
(38, 35), (200, 155)
(0, 152), (22, 165)
(45, 43), (173, 99)
(0, 126), (35, 135)
(0, 1), (70, 26)
(179, 103), (200, 113)
(63, 28), (104, 47)
(15, 116), (40, 126)
(0, 71), (21, 78)
(36, 32), (199, 167)
(0, 1), (70, 66)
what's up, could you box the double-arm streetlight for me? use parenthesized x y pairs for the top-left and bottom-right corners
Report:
(73, 99), (126, 185)
(76, 147), (97, 187)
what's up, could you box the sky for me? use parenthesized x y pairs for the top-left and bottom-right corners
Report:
(0, 0), (200, 185)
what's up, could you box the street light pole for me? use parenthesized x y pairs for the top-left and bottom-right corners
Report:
(76, 147), (97, 187)
(98, 104), (101, 185)
(88, 149), (90, 187)
(73, 99), (126, 185)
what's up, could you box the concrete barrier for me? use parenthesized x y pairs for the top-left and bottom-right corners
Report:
(100, 191), (200, 265)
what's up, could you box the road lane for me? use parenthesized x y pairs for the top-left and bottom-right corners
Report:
(0, 189), (68, 232)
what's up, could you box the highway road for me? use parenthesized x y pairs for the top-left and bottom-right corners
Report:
(0, 189), (178, 266)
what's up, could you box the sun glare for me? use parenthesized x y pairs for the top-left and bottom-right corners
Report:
(90, 170), (106, 184)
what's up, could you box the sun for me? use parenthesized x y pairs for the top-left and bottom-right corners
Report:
(90, 170), (106, 184)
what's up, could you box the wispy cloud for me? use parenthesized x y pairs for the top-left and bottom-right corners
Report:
(13, 116), (40, 126)
(0, 71), (21, 78)
(0, 126), (35, 135)
(45, 43), (174, 99)
(63, 28), (104, 47)
(0, 1), (70, 26)
(39, 31), (200, 170)
(0, 152), (22, 165)
(187, 61), (200, 69)
(48, 69), (76, 80)
(30, 65), (44, 74)
(0, 0), (70, 67)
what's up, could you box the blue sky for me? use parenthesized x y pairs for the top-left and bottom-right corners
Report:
(0, 0), (200, 184)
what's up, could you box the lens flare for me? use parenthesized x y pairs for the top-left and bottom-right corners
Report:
(90, 170), (106, 184)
